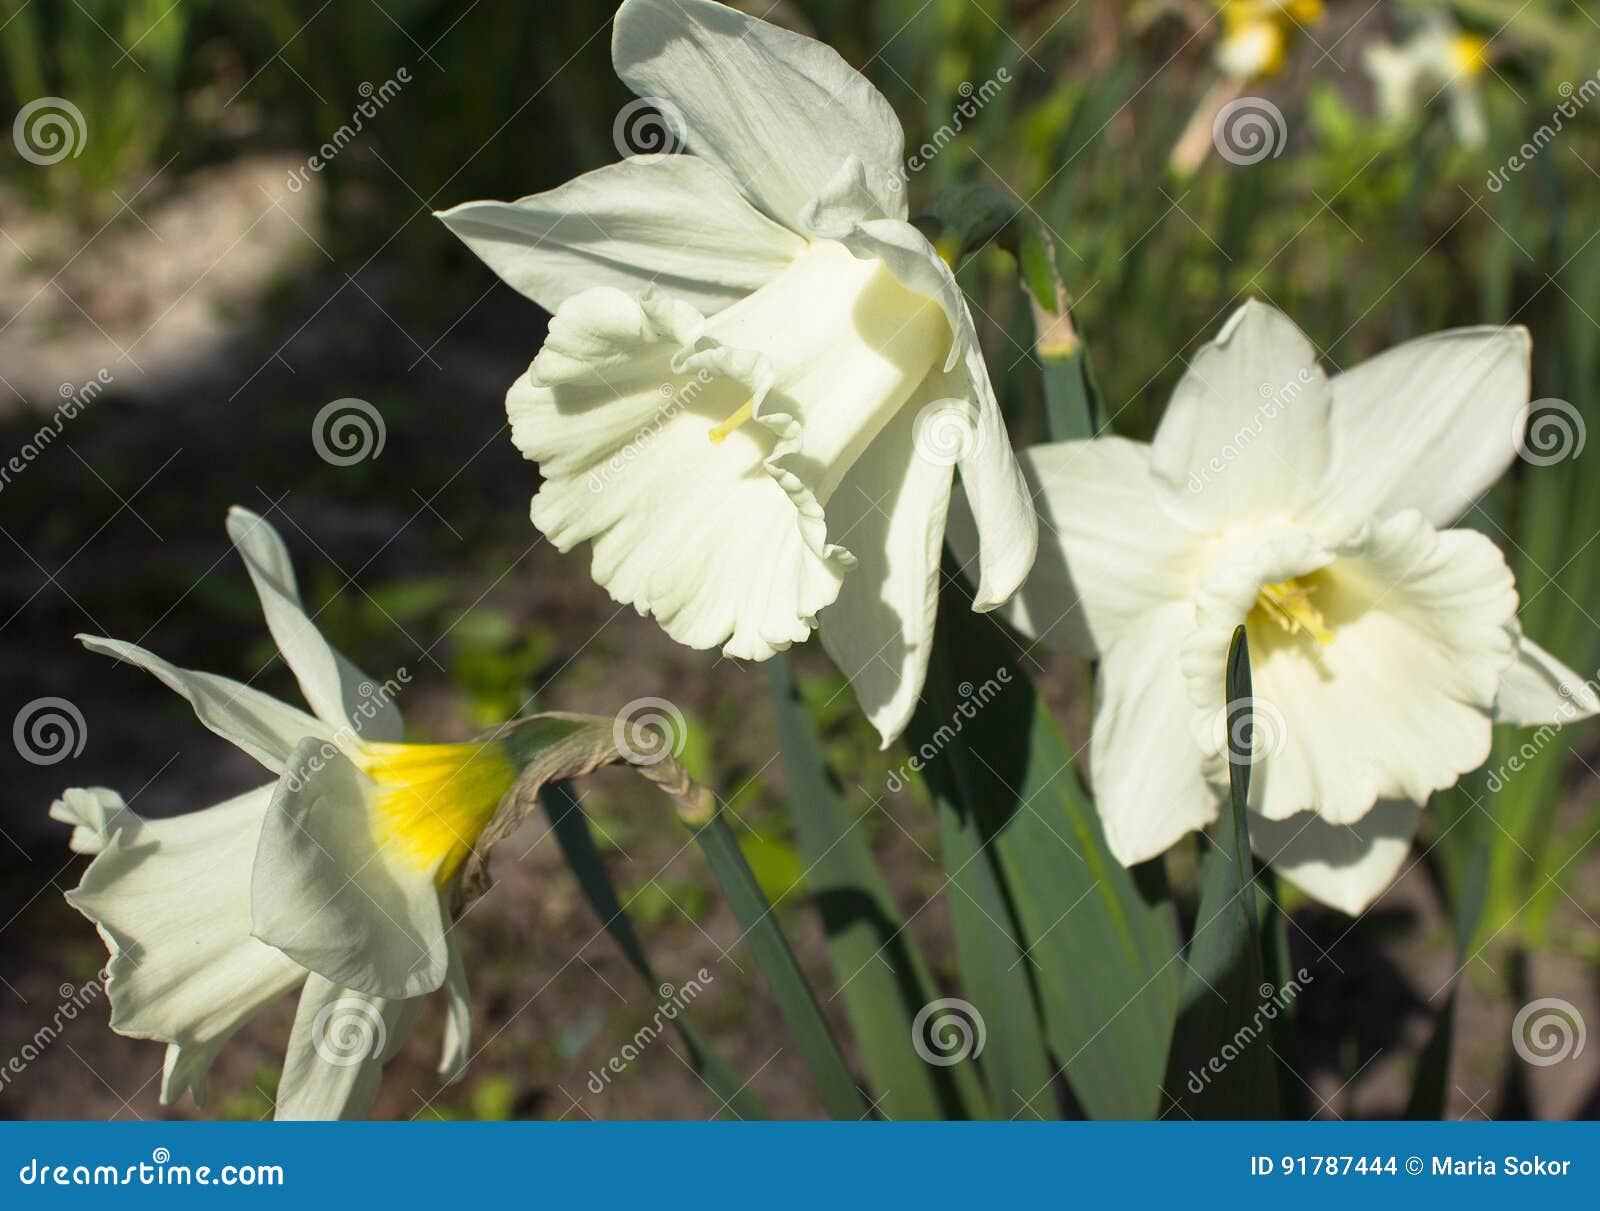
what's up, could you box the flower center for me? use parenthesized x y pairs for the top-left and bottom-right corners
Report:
(1253, 577), (1333, 645)
(356, 741), (517, 887)
(1450, 33), (1488, 78)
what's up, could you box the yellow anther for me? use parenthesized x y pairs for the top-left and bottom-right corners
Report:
(1255, 578), (1334, 645)
(708, 399), (755, 445)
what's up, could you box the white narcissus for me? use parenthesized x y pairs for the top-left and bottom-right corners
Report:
(57, 507), (498, 1119)
(1364, 13), (1489, 148)
(436, 0), (1036, 746)
(954, 301), (1599, 914)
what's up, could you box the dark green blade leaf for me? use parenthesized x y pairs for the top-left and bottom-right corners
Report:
(768, 657), (988, 1120)
(540, 783), (766, 1120)
(693, 811), (869, 1120)
(910, 575), (1180, 1119)
(1018, 220), (1100, 442)
(1406, 840), (1489, 1120)
(1163, 626), (1278, 1119)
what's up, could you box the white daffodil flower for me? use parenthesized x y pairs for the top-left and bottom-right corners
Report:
(437, 0), (1036, 745)
(58, 507), (498, 1118)
(1364, 15), (1489, 148)
(954, 301), (1599, 914)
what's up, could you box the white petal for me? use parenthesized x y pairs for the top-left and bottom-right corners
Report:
(438, 944), (472, 1084)
(1495, 624), (1600, 726)
(1150, 299), (1334, 528)
(435, 155), (804, 316)
(78, 634), (329, 774)
(516, 238), (950, 661)
(252, 738), (453, 1000)
(1091, 605), (1223, 865)
(226, 507), (404, 742)
(1250, 800), (1420, 915)
(64, 785), (305, 1108)
(49, 785), (126, 855)
(1304, 326), (1530, 533)
(612, 0), (906, 231)
(1186, 513), (1518, 824)
(817, 391), (956, 747)
(835, 219), (1038, 609)
(274, 974), (421, 1121)
(963, 438), (1200, 658)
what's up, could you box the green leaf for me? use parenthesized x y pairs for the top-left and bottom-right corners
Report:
(918, 181), (1021, 261)
(768, 657), (988, 1120)
(909, 575), (1180, 1119)
(1405, 840), (1489, 1120)
(540, 783), (766, 1120)
(1163, 626), (1278, 1119)
(693, 812), (869, 1120)
(1016, 221), (1099, 441)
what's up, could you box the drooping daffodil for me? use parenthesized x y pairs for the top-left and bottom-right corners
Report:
(58, 508), (712, 1118)
(955, 302), (1599, 913)
(1364, 12), (1490, 148)
(436, 0), (1036, 746)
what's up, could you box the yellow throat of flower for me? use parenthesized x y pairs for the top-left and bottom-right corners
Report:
(1450, 33), (1489, 79)
(356, 740), (517, 887)
(1253, 577), (1334, 645)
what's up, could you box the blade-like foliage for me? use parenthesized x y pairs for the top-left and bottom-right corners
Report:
(768, 658), (988, 1120)
(1163, 627), (1278, 1119)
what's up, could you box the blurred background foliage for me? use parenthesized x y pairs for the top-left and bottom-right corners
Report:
(3, 0), (1600, 1119)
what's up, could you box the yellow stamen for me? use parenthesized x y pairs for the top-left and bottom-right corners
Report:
(1255, 578), (1334, 645)
(707, 399), (755, 445)
(356, 741), (517, 887)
